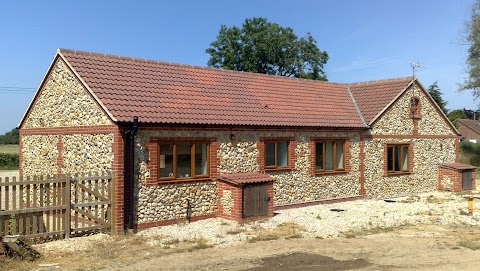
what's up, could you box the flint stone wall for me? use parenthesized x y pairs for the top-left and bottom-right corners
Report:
(365, 84), (457, 198)
(23, 59), (111, 128)
(440, 175), (452, 191)
(62, 134), (114, 174)
(370, 86), (455, 135)
(220, 190), (234, 215)
(364, 138), (456, 198)
(21, 133), (114, 177)
(272, 133), (360, 206)
(417, 87), (455, 135)
(135, 130), (361, 223)
(21, 135), (59, 176)
(135, 130), (222, 223)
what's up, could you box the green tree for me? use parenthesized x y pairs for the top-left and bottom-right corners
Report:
(427, 81), (448, 114)
(206, 17), (329, 80)
(461, 0), (480, 99)
(0, 128), (19, 144)
(447, 109), (467, 123)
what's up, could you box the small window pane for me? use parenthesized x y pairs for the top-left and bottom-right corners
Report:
(277, 141), (288, 167)
(394, 146), (401, 171)
(387, 147), (394, 171)
(160, 144), (174, 178)
(336, 142), (344, 169)
(177, 142), (191, 178)
(315, 143), (324, 170)
(265, 143), (275, 166)
(195, 143), (208, 176)
(402, 146), (409, 171)
(325, 141), (334, 170)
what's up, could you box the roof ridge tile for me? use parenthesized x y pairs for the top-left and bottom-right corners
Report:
(59, 48), (344, 86)
(349, 76), (414, 85)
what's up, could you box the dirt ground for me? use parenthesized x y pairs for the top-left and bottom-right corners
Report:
(94, 224), (480, 271)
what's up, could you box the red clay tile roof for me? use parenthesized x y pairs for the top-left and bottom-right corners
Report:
(217, 172), (275, 184)
(58, 49), (367, 128)
(349, 77), (413, 125)
(439, 163), (477, 170)
(457, 119), (480, 135)
(56, 49), (417, 128)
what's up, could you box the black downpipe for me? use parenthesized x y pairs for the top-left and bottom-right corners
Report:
(123, 116), (138, 231)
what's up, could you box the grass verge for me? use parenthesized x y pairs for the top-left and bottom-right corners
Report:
(458, 239), (480, 250)
(248, 222), (304, 243)
(343, 226), (396, 239)
(0, 144), (19, 154)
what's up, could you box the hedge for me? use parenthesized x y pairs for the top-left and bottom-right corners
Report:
(0, 153), (19, 170)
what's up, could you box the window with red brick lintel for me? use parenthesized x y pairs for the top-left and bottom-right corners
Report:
(158, 141), (210, 181)
(264, 140), (289, 170)
(315, 140), (345, 173)
(258, 138), (296, 171)
(308, 138), (351, 176)
(386, 143), (411, 175)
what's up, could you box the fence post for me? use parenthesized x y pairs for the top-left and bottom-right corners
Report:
(64, 175), (71, 239)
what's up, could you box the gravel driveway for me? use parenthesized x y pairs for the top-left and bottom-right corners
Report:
(28, 190), (480, 271)
(137, 191), (480, 247)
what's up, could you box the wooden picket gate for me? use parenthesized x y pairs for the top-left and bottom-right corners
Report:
(0, 172), (112, 240)
(70, 173), (112, 236)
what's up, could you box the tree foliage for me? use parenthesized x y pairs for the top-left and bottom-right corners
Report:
(0, 128), (19, 144)
(447, 109), (467, 123)
(461, 0), (480, 99)
(206, 17), (329, 80)
(427, 81), (448, 114)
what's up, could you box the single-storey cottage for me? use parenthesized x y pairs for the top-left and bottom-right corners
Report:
(19, 49), (461, 233)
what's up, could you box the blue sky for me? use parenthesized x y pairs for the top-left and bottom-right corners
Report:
(0, 0), (475, 134)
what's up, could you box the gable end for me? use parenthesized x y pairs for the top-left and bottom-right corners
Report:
(370, 79), (459, 136)
(20, 56), (113, 129)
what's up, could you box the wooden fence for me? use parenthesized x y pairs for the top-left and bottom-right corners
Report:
(0, 172), (112, 240)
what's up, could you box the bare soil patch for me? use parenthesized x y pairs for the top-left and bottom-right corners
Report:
(100, 224), (480, 271)
(243, 253), (371, 271)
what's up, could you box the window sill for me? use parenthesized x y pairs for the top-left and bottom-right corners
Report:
(264, 167), (294, 172)
(146, 177), (214, 186)
(384, 172), (412, 177)
(314, 170), (348, 176)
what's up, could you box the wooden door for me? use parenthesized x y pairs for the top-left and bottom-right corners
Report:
(243, 183), (268, 218)
(462, 170), (473, 191)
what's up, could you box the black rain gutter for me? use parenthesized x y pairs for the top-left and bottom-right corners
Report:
(123, 116), (138, 231)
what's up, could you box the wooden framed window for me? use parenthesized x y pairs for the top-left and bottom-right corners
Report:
(315, 140), (345, 172)
(158, 142), (209, 180)
(264, 141), (289, 169)
(387, 144), (410, 174)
